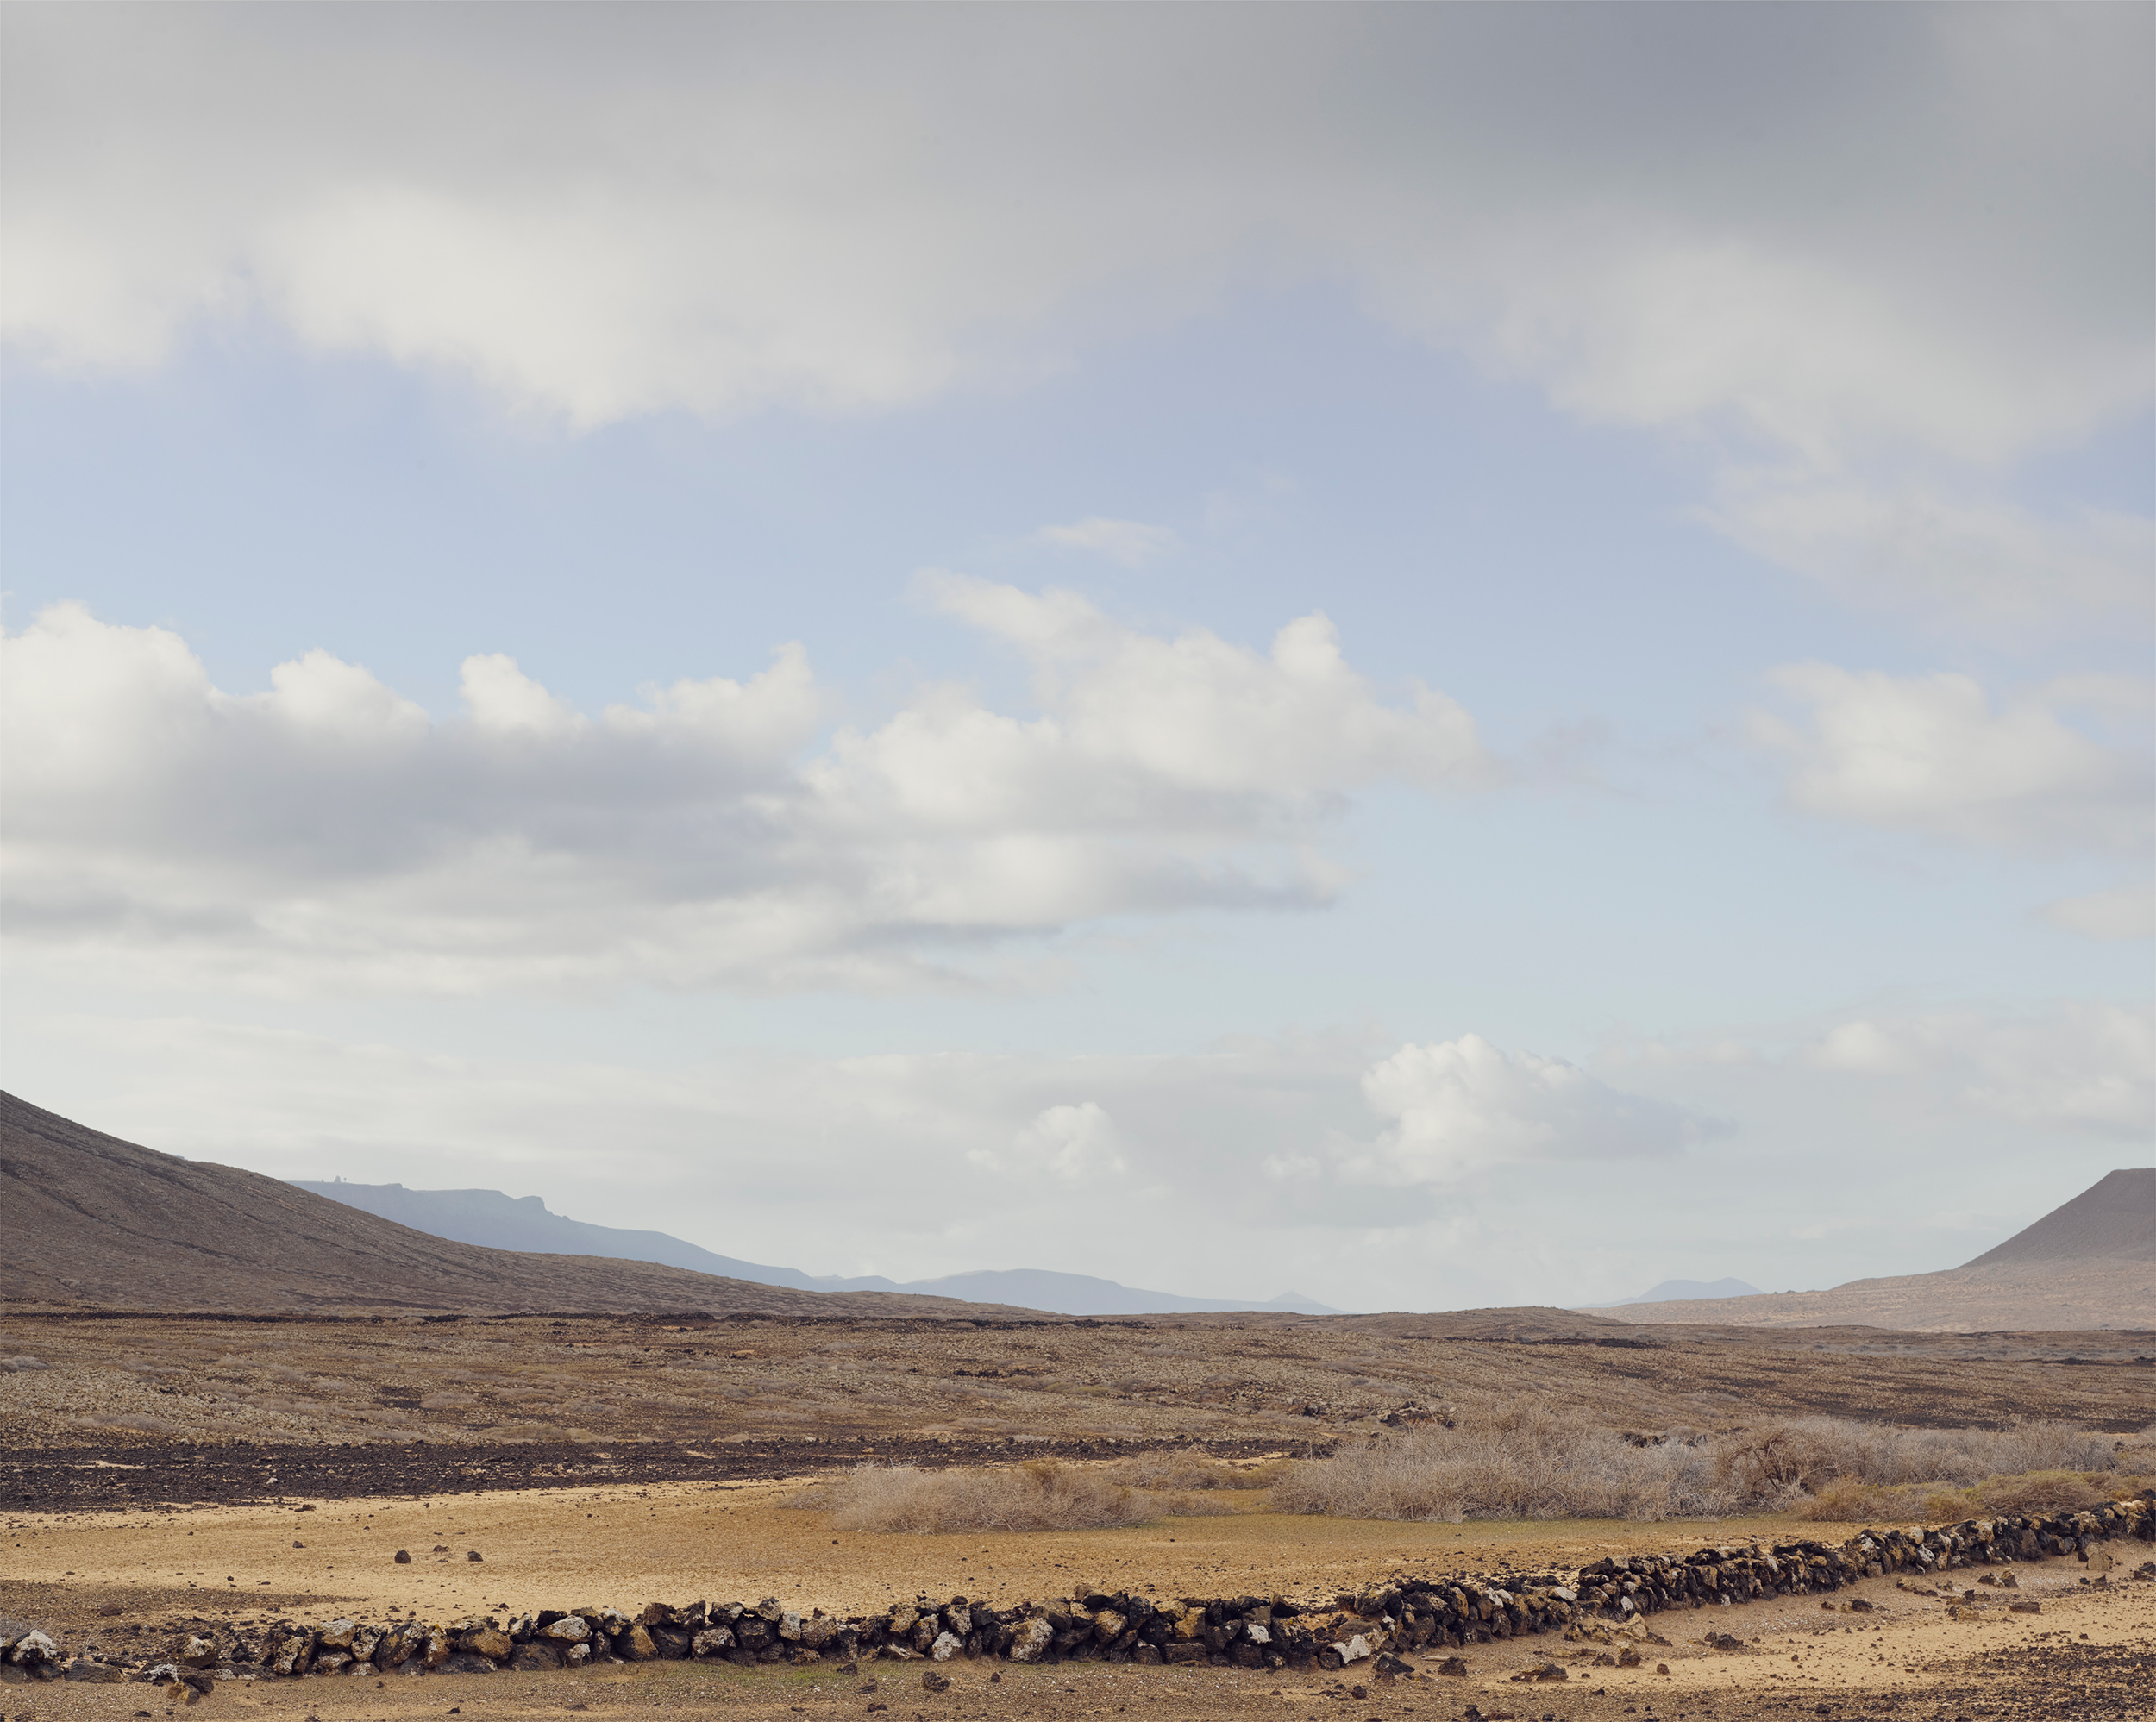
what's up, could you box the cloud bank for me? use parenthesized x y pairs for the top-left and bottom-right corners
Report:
(5, 6), (2147, 628)
(1, 584), (1487, 992)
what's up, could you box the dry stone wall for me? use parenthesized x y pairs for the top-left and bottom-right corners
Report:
(4, 1493), (2149, 1694)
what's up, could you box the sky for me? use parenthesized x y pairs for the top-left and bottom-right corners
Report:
(3, 3), (2151, 1313)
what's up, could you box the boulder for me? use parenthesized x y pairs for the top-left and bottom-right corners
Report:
(62, 1657), (127, 1682)
(542, 1615), (590, 1642)
(177, 1635), (218, 1668)
(929, 1631), (962, 1662)
(461, 1626), (514, 1662)
(437, 1651), (499, 1675)
(9, 1631), (58, 1666)
(617, 1623), (657, 1661)
(508, 1642), (561, 1671)
(1008, 1619), (1056, 1663)
(691, 1625), (735, 1657)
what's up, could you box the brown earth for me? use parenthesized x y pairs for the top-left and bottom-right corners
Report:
(6, 1311), (2153, 1490)
(0, 1093), (1029, 1319)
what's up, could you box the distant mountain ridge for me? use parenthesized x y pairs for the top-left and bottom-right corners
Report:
(292, 1180), (1338, 1316)
(1616, 1276), (1762, 1305)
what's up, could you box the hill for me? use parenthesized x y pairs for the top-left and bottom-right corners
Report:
(0, 1093), (1018, 1318)
(1595, 1170), (2156, 1332)
(293, 1180), (1336, 1315)
(1962, 1168), (2156, 1266)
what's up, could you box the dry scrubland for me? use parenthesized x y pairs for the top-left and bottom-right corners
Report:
(6, 1309), (2154, 1718)
(7, 1307), (2153, 1457)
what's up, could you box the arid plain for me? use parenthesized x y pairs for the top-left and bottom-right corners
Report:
(6, 1307), (2154, 1721)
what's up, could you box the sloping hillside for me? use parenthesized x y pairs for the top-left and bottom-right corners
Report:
(1962, 1168), (2156, 1266)
(0, 1093), (1016, 1318)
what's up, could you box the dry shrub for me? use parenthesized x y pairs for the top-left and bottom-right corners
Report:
(1276, 1411), (2133, 1524)
(1272, 1406), (1726, 1523)
(798, 1461), (1154, 1533)
(1104, 1450), (1283, 1492)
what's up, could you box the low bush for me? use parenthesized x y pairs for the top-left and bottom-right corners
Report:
(1272, 1410), (2136, 1524)
(795, 1461), (1154, 1532)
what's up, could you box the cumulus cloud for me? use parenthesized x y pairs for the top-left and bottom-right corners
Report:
(1032, 517), (1181, 568)
(1802, 1005), (2154, 1141)
(1340, 1035), (1723, 1187)
(1751, 663), (2153, 856)
(974, 1103), (1129, 1183)
(0, 589), (1488, 992)
(4, 7), (2146, 624)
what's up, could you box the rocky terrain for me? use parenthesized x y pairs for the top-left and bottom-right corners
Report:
(6, 1308), (2153, 1485)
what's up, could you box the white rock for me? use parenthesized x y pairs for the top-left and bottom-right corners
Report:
(930, 1631), (962, 1661)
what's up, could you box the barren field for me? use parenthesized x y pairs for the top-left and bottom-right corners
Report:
(4, 1309), (2152, 1719)
(7, 1310), (2153, 1474)
(4, 1483), (2151, 1720)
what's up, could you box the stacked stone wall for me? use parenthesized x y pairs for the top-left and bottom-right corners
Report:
(5, 1493), (2148, 1692)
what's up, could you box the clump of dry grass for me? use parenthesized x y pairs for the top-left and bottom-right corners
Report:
(1272, 1406), (1727, 1523)
(788, 1448), (1286, 1533)
(1792, 1469), (2128, 1524)
(793, 1461), (1155, 1532)
(1273, 1410), (2136, 1524)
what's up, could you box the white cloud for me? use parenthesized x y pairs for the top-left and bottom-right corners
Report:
(1751, 663), (2153, 855)
(1342, 1034), (1722, 1187)
(1800, 1005), (2155, 1141)
(975, 1102), (1129, 1183)
(1033, 518), (1180, 568)
(0, 591), (1487, 993)
(4, 8), (2146, 624)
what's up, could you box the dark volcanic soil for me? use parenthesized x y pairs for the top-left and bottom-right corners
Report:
(2, 1430), (1317, 1512)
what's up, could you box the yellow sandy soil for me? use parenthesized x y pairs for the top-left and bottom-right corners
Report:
(4, 1485), (2150, 1720)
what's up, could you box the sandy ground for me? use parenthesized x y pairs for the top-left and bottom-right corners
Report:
(5, 1480), (1853, 1625)
(5, 1484), (2152, 1721)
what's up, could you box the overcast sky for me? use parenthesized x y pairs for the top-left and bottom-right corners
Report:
(3, 3), (2150, 1312)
